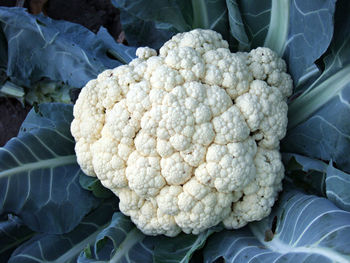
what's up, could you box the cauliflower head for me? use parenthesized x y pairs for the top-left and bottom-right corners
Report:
(71, 29), (292, 237)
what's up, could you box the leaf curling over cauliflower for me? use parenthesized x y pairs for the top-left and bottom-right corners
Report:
(71, 29), (293, 237)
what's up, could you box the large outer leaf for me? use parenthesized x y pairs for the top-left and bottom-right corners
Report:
(118, 11), (175, 50)
(112, 0), (192, 32)
(0, 7), (136, 88)
(113, 0), (232, 49)
(238, 0), (271, 48)
(0, 103), (98, 234)
(284, 154), (350, 212)
(203, 188), (350, 263)
(8, 200), (117, 263)
(0, 215), (33, 262)
(235, 0), (335, 88)
(264, 0), (336, 86)
(283, 0), (350, 173)
(191, 0), (230, 41)
(78, 212), (218, 263)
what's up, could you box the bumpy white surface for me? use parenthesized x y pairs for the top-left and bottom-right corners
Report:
(71, 29), (292, 237)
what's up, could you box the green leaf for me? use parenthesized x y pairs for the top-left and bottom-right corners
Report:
(284, 0), (350, 173)
(225, 0), (249, 50)
(283, 154), (350, 212)
(203, 187), (350, 263)
(283, 153), (327, 196)
(191, 0), (229, 34)
(239, 0), (271, 48)
(79, 174), (114, 199)
(326, 164), (350, 212)
(0, 215), (34, 262)
(78, 212), (219, 263)
(114, 0), (232, 49)
(8, 201), (117, 263)
(265, 0), (336, 86)
(112, 0), (192, 32)
(237, 0), (336, 88)
(118, 11), (175, 49)
(0, 7), (136, 88)
(0, 103), (98, 234)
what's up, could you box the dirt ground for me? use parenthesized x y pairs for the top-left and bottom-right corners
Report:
(0, 0), (123, 146)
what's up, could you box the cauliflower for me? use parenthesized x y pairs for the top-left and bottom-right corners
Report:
(71, 29), (292, 237)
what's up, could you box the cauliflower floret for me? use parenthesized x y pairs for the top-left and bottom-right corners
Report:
(72, 29), (292, 236)
(223, 148), (284, 229)
(247, 47), (293, 97)
(160, 152), (192, 185)
(175, 178), (233, 234)
(202, 49), (253, 99)
(126, 151), (165, 197)
(196, 138), (257, 193)
(136, 47), (157, 59)
(212, 105), (250, 144)
(236, 80), (289, 148)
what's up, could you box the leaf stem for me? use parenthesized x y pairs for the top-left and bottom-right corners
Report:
(263, 0), (290, 56)
(191, 0), (208, 28)
(288, 64), (350, 129)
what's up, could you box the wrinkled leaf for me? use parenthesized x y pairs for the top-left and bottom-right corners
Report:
(284, 154), (350, 212)
(283, 153), (327, 196)
(326, 164), (350, 212)
(191, 0), (230, 42)
(0, 7), (136, 88)
(0, 103), (98, 234)
(238, 0), (335, 87)
(225, 0), (249, 50)
(284, 0), (350, 173)
(8, 200), (117, 263)
(238, 0), (271, 48)
(112, 0), (192, 32)
(0, 215), (34, 262)
(204, 188), (350, 263)
(263, 0), (336, 86)
(114, 0), (232, 49)
(118, 11), (175, 50)
(79, 212), (219, 263)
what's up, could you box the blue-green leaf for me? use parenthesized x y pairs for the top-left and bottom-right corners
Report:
(0, 215), (34, 262)
(0, 103), (98, 234)
(191, 0), (229, 39)
(112, 0), (192, 33)
(326, 163), (350, 212)
(113, 0), (232, 49)
(284, 0), (350, 173)
(238, 0), (336, 88)
(283, 153), (327, 196)
(0, 7), (136, 88)
(79, 174), (113, 199)
(225, 0), (249, 50)
(118, 11), (175, 50)
(8, 200), (117, 263)
(284, 154), (350, 212)
(203, 188), (350, 263)
(239, 0), (271, 48)
(264, 0), (336, 86)
(78, 212), (218, 263)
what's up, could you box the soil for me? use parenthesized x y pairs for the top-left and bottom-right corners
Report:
(0, 0), (123, 146)
(0, 98), (31, 146)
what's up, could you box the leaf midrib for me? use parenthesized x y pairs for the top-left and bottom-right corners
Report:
(0, 155), (77, 178)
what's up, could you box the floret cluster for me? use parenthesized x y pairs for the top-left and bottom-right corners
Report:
(71, 29), (292, 236)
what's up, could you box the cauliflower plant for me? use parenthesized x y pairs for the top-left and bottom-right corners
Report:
(71, 29), (293, 237)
